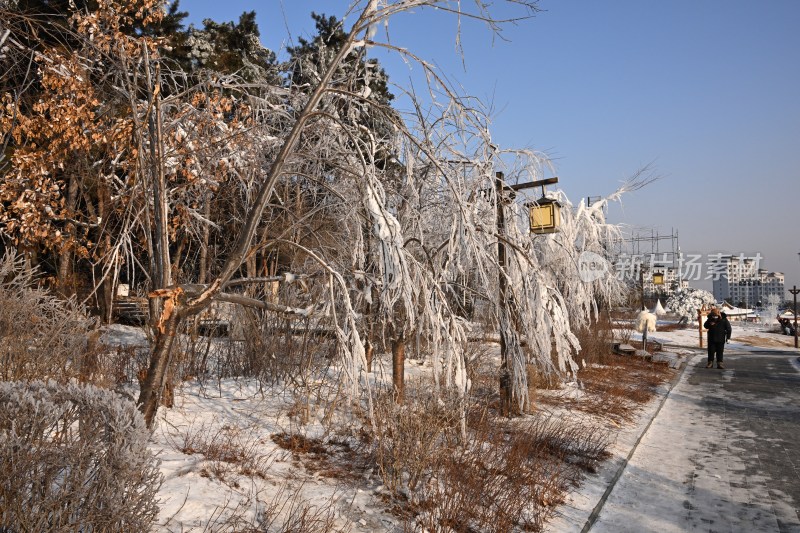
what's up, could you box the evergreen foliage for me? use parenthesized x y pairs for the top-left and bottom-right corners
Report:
(288, 13), (393, 106)
(183, 11), (279, 82)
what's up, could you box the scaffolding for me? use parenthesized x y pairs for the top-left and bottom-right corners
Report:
(611, 228), (682, 307)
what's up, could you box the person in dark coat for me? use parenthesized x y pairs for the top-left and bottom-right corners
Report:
(704, 308), (732, 369)
(720, 312), (731, 339)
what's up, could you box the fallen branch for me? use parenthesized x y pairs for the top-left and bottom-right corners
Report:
(215, 292), (314, 317)
(223, 272), (318, 288)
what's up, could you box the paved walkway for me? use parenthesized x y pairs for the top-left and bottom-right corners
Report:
(590, 349), (800, 532)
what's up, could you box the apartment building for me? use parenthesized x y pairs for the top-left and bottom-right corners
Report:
(711, 254), (785, 306)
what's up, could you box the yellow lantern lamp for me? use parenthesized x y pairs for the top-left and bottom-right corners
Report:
(528, 197), (562, 234)
(653, 272), (665, 285)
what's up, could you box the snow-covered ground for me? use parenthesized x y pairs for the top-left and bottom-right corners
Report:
(635, 318), (797, 350)
(150, 379), (393, 531)
(103, 317), (797, 532)
(105, 325), (444, 532)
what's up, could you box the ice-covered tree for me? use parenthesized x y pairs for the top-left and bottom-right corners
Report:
(134, 0), (550, 426)
(764, 294), (782, 325)
(2, 0), (644, 425)
(666, 287), (716, 322)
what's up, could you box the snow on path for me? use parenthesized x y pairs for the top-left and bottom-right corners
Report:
(547, 323), (800, 533)
(590, 350), (800, 533)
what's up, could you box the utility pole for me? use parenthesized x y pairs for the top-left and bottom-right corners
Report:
(495, 171), (559, 416)
(790, 285), (799, 349)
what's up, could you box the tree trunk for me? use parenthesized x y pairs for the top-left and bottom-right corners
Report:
(496, 173), (513, 417)
(365, 339), (374, 373)
(138, 50), (175, 428)
(246, 253), (257, 279)
(94, 235), (114, 324)
(150, 91), (171, 292)
(57, 174), (79, 297)
(100, 236), (114, 324)
(96, 180), (113, 323)
(198, 194), (210, 284)
(392, 333), (405, 404)
(171, 234), (186, 282)
(137, 312), (181, 428)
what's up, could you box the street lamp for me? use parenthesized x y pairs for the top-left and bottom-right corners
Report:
(790, 285), (799, 350)
(495, 172), (560, 415)
(528, 197), (562, 234)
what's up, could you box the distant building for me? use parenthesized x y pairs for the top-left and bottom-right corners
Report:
(719, 301), (755, 321)
(711, 255), (784, 306)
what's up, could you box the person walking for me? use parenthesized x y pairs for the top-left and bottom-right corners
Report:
(704, 308), (732, 369)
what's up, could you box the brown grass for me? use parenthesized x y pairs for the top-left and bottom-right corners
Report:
(399, 408), (611, 533)
(271, 432), (367, 483)
(656, 321), (687, 332)
(540, 355), (672, 424)
(735, 334), (796, 348)
(356, 379), (611, 533)
(271, 373), (615, 532)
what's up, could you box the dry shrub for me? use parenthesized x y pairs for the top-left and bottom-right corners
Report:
(171, 327), (217, 382)
(463, 341), (493, 383)
(467, 352), (503, 405)
(526, 362), (562, 392)
(575, 312), (616, 367)
(371, 380), (463, 495)
(407, 412), (610, 533)
(364, 378), (611, 532)
(175, 481), (349, 533)
(611, 309), (638, 346)
(107, 343), (151, 386)
(0, 250), (99, 383)
(228, 483), (350, 533)
(182, 306), (337, 392)
(255, 482), (347, 533)
(169, 420), (273, 482)
(542, 356), (671, 424)
(236, 309), (331, 385)
(0, 380), (162, 531)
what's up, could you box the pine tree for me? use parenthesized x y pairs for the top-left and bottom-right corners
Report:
(288, 13), (393, 106)
(288, 13), (398, 171)
(183, 11), (279, 83)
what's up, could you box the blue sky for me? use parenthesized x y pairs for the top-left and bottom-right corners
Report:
(180, 0), (800, 296)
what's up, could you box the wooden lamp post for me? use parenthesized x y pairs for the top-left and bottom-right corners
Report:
(698, 304), (710, 348)
(495, 172), (560, 416)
